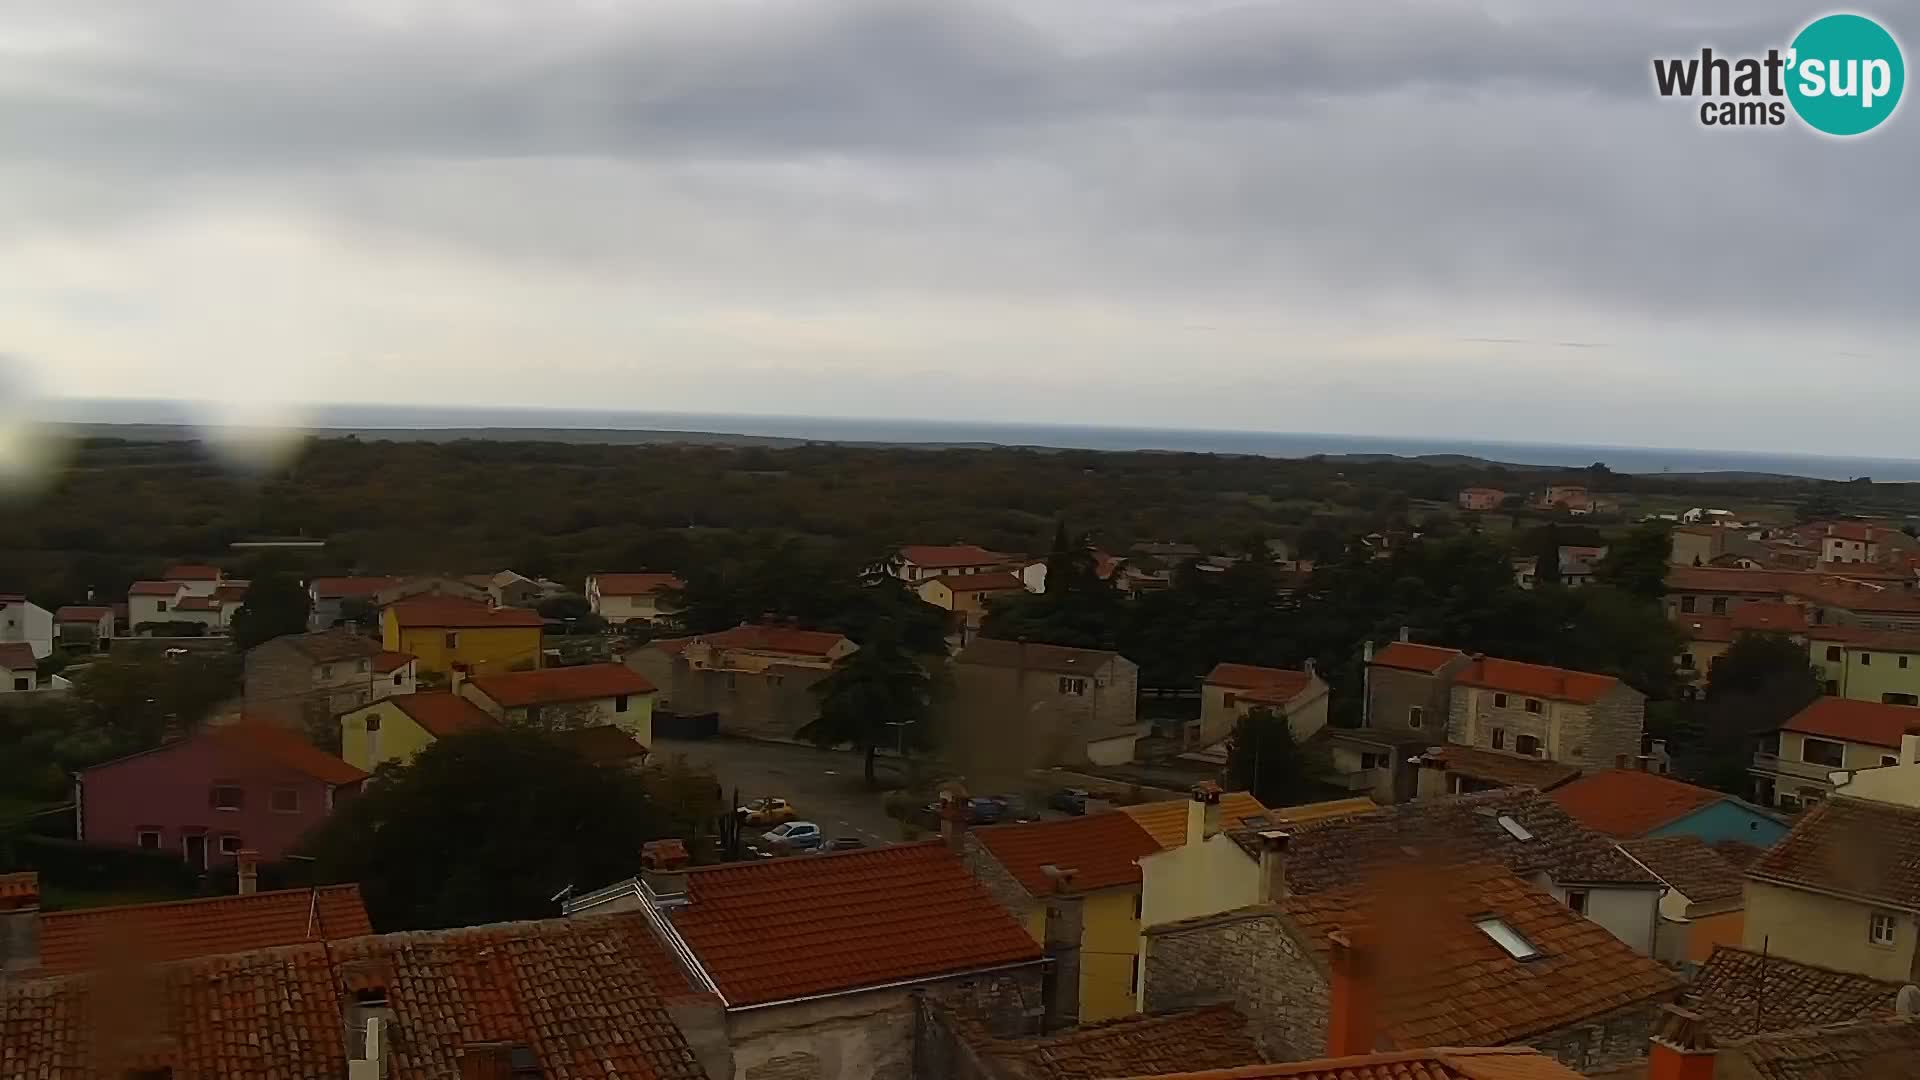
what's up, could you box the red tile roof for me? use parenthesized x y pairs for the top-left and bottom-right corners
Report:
(1750, 796), (1920, 912)
(275, 628), (384, 663)
(668, 841), (1043, 1007)
(1116, 1047), (1583, 1080)
(34, 885), (372, 976)
(0, 871), (38, 910)
(1548, 769), (1729, 838)
(211, 583), (249, 603)
(934, 571), (1027, 593)
(175, 595), (220, 612)
(1205, 663), (1316, 707)
(970, 1005), (1264, 1080)
(388, 597), (546, 629)
(901, 544), (1009, 568)
(974, 813), (1162, 896)
(1122, 792), (1274, 848)
(697, 623), (852, 657)
(1731, 601), (1811, 634)
(308, 575), (406, 599)
(1424, 746), (1582, 791)
(1455, 656), (1620, 705)
(1689, 945), (1905, 1038)
(1, 913), (709, 1080)
(1807, 625), (1920, 652)
(373, 650), (414, 673)
(592, 572), (684, 596)
(128, 580), (185, 597)
(53, 606), (113, 622)
(1780, 696), (1920, 749)
(163, 564), (222, 581)
(1815, 561), (1911, 580)
(388, 692), (496, 738)
(465, 663), (656, 709)
(1370, 642), (1468, 674)
(1823, 522), (1880, 542)
(206, 722), (369, 786)
(1664, 566), (1806, 595)
(1621, 835), (1746, 906)
(0, 642), (37, 672)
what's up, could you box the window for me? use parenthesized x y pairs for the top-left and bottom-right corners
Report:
(1885, 693), (1919, 706)
(393, 672), (404, 686)
(1802, 737), (1846, 767)
(1360, 752), (1384, 770)
(1566, 889), (1588, 915)
(210, 784), (243, 811)
(1871, 911), (1898, 947)
(156, 600), (168, 613)
(1516, 734), (1541, 756)
(1862, 652), (1873, 666)
(1133, 893), (1143, 920)
(11, 678), (26, 692)
(1474, 917), (1540, 960)
(1826, 679), (1841, 696)
(137, 829), (162, 850)
(1884, 755), (1901, 767)
(1059, 677), (1087, 695)
(1710, 597), (1727, 615)
(1129, 955), (1140, 995)
(358, 660), (369, 673)
(725, 672), (737, 691)
(1779, 793), (1802, 811)
(1525, 698), (1543, 714)
(1223, 692), (1237, 709)
(1681, 596), (1697, 613)
(615, 694), (629, 713)
(1493, 728), (1506, 750)
(445, 632), (459, 649)
(320, 664), (334, 680)
(1679, 652), (1695, 669)
(1904, 655), (1912, 669)
(218, 835), (243, 856)
(271, 787), (300, 813)
(1826, 645), (1843, 661)
(1493, 693), (1508, 708)
(1408, 706), (1423, 729)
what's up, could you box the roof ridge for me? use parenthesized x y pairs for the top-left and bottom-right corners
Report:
(40, 883), (362, 922)
(1701, 943), (1910, 985)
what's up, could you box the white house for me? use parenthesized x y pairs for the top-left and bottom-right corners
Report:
(0, 642), (69, 695)
(0, 596), (54, 660)
(54, 605), (116, 645)
(586, 573), (683, 624)
(162, 564), (226, 598)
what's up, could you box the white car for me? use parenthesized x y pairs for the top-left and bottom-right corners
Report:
(761, 821), (823, 850)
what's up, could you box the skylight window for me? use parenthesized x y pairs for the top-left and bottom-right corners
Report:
(1497, 815), (1533, 841)
(1475, 917), (1541, 960)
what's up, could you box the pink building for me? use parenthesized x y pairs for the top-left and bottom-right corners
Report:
(76, 723), (366, 869)
(1457, 487), (1506, 512)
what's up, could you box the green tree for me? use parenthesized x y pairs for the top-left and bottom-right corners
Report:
(1595, 522), (1672, 599)
(229, 570), (313, 652)
(801, 620), (940, 786)
(1687, 633), (1822, 794)
(1043, 520), (1098, 596)
(1225, 706), (1328, 807)
(302, 728), (679, 930)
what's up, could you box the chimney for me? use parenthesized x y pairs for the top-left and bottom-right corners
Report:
(1186, 782), (1223, 848)
(1647, 1005), (1716, 1080)
(1397, 626), (1410, 643)
(939, 783), (970, 855)
(1040, 865), (1084, 1031)
(236, 849), (259, 895)
(1904, 725), (1920, 766)
(1325, 930), (1378, 1058)
(0, 872), (40, 975)
(1302, 658), (1316, 680)
(1361, 641), (1374, 664)
(1256, 830), (1291, 904)
(348, 1016), (389, 1080)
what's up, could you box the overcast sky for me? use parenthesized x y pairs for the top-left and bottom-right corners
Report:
(1, 0), (1913, 455)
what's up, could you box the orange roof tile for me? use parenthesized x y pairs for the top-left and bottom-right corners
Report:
(465, 663), (656, 709)
(698, 623), (852, 656)
(1731, 601), (1811, 634)
(974, 813), (1162, 896)
(1548, 769), (1729, 838)
(53, 606), (113, 622)
(128, 580), (185, 597)
(1689, 945), (1905, 1038)
(388, 596), (546, 628)
(2, 913), (709, 1080)
(593, 572), (684, 596)
(1664, 566), (1807, 595)
(1205, 663), (1316, 706)
(1455, 656), (1620, 705)
(668, 841), (1043, 1007)
(0, 642), (37, 672)
(1115, 1046), (1583, 1080)
(901, 544), (1009, 568)
(972, 1005), (1264, 1080)
(934, 571), (1027, 593)
(163, 564), (222, 581)
(1621, 835), (1746, 906)
(308, 575), (406, 599)
(372, 650), (414, 673)
(1750, 796), (1920, 911)
(174, 595), (220, 612)
(0, 871), (38, 910)
(1807, 625), (1920, 652)
(1122, 792), (1272, 849)
(207, 723), (368, 786)
(1370, 642), (1468, 674)
(1424, 746), (1582, 791)
(35, 885), (371, 976)
(1780, 697), (1920, 749)
(388, 692), (496, 738)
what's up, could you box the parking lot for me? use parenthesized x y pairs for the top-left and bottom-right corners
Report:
(652, 737), (914, 846)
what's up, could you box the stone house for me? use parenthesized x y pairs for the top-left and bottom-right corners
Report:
(948, 639), (1142, 769)
(243, 629), (418, 733)
(632, 624), (855, 740)
(1751, 697), (1920, 809)
(589, 572), (685, 625)
(1196, 662), (1328, 749)
(458, 662), (658, 745)
(305, 575), (406, 630)
(1743, 794), (1920, 983)
(917, 572), (1027, 642)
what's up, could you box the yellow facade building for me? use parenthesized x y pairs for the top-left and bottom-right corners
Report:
(1745, 795), (1920, 982)
(338, 691), (498, 772)
(381, 597), (545, 677)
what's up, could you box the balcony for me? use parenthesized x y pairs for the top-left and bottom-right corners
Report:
(1751, 751), (1842, 784)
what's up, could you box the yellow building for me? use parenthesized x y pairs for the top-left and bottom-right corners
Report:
(381, 597), (545, 677)
(1746, 795), (1920, 982)
(339, 691), (498, 772)
(1672, 601), (1808, 691)
(1810, 626), (1920, 705)
(1752, 697), (1919, 809)
(915, 573), (1027, 636)
(968, 812), (1164, 1022)
(459, 663), (658, 746)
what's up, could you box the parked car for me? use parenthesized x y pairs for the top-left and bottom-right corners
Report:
(809, 837), (868, 854)
(1048, 788), (1090, 815)
(762, 821), (823, 850)
(985, 794), (1040, 823)
(966, 797), (1005, 825)
(739, 797), (799, 827)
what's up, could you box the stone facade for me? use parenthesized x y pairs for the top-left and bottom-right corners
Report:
(1142, 907), (1324, 1062)
(1364, 665), (1455, 738)
(1519, 999), (1660, 1074)
(1448, 683), (1644, 773)
(669, 662), (832, 741)
(946, 655), (1140, 771)
(243, 634), (396, 736)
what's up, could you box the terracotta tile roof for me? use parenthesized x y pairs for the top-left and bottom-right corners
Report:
(0, 871), (38, 910)
(211, 583), (249, 604)
(34, 885), (371, 976)
(1750, 796), (1920, 912)
(901, 544), (1009, 568)
(373, 650), (414, 673)
(1664, 566), (1807, 595)
(272, 628), (385, 663)
(1370, 642), (1468, 674)
(647, 635), (696, 657)
(592, 572), (684, 596)
(1821, 522), (1880, 543)
(1455, 656), (1620, 705)
(1778, 696), (1920, 749)
(551, 724), (650, 764)
(1815, 561), (1911, 580)
(128, 580), (185, 597)
(1548, 769), (1729, 838)
(1206, 663), (1316, 705)
(934, 571), (1027, 593)
(388, 692), (497, 738)
(667, 840), (1042, 1007)
(163, 564), (222, 581)
(974, 813), (1162, 896)
(206, 722), (369, 786)
(1283, 862), (1678, 1049)
(1115, 1046), (1583, 1079)
(174, 595), (220, 612)
(53, 606), (113, 622)
(1423, 746), (1582, 792)
(970, 1005), (1265, 1080)
(1711, 838), (1766, 868)
(1282, 788), (1658, 891)
(466, 663), (656, 708)
(697, 623), (853, 656)
(1714, 1018), (1920, 1080)
(1122, 792), (1271, 849)
(1808, 626), (1920, 652)
(0, 642), (37, 671)
(958, 637), (1122, 675)
(1621, 835), (1745, 906)
(1687, 945), (1904, 1038)
(388, 597), (546, 628)
(1731, 601), (1812, 634)
(0, 912), (710, 1080)
(308, 575), (406, 599)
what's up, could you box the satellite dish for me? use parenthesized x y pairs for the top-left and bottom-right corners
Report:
(1896, 984), (1920, 1017)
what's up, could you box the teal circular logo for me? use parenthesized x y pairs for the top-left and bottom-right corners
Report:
(1787, 14), (1905, 135)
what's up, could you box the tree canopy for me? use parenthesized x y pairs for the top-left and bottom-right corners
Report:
(229, 570), (313, 652)
(1225, 706), (1329, 807)
(801, 619), (942, 785)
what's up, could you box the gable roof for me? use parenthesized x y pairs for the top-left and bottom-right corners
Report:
(128, 580), (186, 597)
(973, 813), (1162, 896)
(969, 1005), (1264, 1080)
(900, 544), (1007, 568)
(934, 571), (1027, 593)
(1455, 656), (1621, 705)
(0, 642), (37, 672)
(1779, 696), (1920, 749)
(373, 650), (414, 673)
(1687, 945), (1905, 1039)
(33, 884), (372, 977)
(465, 663), (656, 709)
(1370, 642), (1468, 674)
(1549, 769), (1731, 838)
(387, 692), (497, 738)
(267, 628), (385, 664)
(1117, 1046), (1583, 1080)
(958, 637), (1122, 675)
(1749, 796), (1920, 912)
(1712, 1018), (1920, 1080)
(1423, 745), (1583, 792)
(1122, 792), (1269, 848)
(308, 575), (406, 599)
(1281, 861), (1678, 1049)
(1204, 663), (1316, 706)
(696, 623), (852, 657)
(205, 722), (369, 786)
(1621, 835), (1745, 906)
(592, 572), (684, 597)
(1281, 788), (1658, 891)
(1, 913), (710, 1080)
(388, 597), (546, 629)
(53, 606), (113, 622)
(667, 841), (1042, 1007)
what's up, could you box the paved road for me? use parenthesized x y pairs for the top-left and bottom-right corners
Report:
(652, 737), (914, 845)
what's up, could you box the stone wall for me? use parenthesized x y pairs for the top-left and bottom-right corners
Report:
(1142, 907), (1326, 1062)
(669, 662), (832, 741)
(1522, 998), (1662, 1073)
(959, 835), (1041, 934)
(945, 657), (1140, 772)
(1367, 666), (1450, 741)
(1583, 685), (1647, 773)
